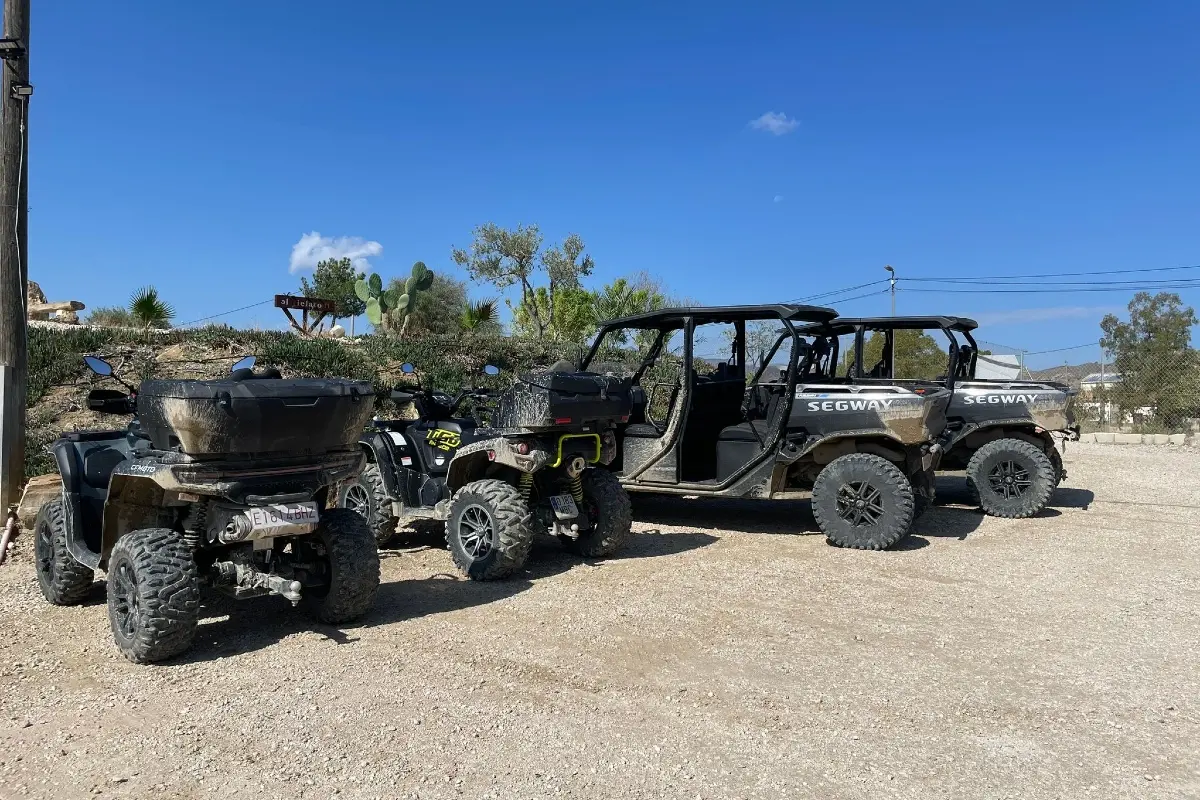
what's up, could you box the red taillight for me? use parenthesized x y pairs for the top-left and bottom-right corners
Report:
(619, 415), (629, 423)
(555, 417), (572, 425)
(514, 441), (530, 455)
(487, 450), (496, 461)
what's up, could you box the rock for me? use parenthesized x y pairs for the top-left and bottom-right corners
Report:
(55, 309), (80, 324)
(28, 300), (85, 322)
(26, 280), (46, 306)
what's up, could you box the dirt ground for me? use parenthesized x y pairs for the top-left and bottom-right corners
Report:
(1, 442), (1197, 800)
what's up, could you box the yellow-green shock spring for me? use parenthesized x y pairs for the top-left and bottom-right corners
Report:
(519, 472), (534, 503)
(567, 474), (584, 505)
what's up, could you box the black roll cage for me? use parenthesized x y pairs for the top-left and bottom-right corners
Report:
(793, 316), (982, 386)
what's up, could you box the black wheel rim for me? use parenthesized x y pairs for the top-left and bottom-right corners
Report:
(110, 561), (141, 640)
(835, 481), (885, 527)
(35, 523), (53, 581)
(457, 504), (495, 559)
(344, 483), (371, 519)
(988, 460), (1032, 500)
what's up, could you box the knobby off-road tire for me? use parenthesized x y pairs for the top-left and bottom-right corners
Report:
(447, 479), (534, 581)
(563, 468), (633, 558)
(1049, 446), (1065, 489)
(106, 528), (200, 664)
(339, 462), (398, 547)
(966, 438), (1055, 519)
(299, 508), (381, 625)
(33, 498), (93, 606)
(812, 454), (915, 550)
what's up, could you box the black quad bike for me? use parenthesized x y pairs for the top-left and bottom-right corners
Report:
(797, 316), (1078, 518)
(339, 363), (636, 580)
(31, 356), (380, 663)
(582, 304), (951, 550)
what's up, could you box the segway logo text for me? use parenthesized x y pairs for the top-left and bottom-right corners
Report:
(806, 399), (895, 412)
(962, 394), (1039, 405)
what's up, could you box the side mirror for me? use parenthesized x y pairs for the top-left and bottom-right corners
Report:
(400, 362), (415, 374)
(231, 355), (256, 373)
(84, 356), (113, 376)
(87, 388), (132, 414)
(483, 364), (500, 376)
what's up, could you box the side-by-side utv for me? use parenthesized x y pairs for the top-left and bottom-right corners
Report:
(580, 304), (951, 550)
(796, 316), (1079, 518)
(32, 356), (380, 663)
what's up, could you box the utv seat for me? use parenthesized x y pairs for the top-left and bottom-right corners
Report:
(714, 420), (774, 481)
(717, 420), (774, 444)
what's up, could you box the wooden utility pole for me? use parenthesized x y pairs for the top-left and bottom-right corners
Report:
(0, 0), (30, 514)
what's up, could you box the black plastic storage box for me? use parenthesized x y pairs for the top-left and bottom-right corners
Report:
(491, 371), (634, 431)
(136, 378), (376, 459)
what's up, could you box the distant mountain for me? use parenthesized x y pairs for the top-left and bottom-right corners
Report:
(1029, 361), (1101, 386)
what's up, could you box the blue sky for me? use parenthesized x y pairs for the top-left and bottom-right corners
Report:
(31, 1), (1200, 368)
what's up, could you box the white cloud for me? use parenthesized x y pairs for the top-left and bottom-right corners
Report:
(773, 194), (784, 203)
(973, 305), (1118, 327)
(288, 231), (383, 274)
(749, 111), (799, 136)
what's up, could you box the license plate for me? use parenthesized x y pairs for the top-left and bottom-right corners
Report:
(549, 494), (579, 520)
(246, 502), (320, 536)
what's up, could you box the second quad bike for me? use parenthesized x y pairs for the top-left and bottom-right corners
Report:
(31, 356), (380, 663)
(796, 316), (1079, 518)
(581, 304), (951, 550)
(339, 362), (636, 580)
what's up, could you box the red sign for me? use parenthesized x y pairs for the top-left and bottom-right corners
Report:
(274, 295), (336, 313)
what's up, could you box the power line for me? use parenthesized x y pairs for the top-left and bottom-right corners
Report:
(177, 299), (274, 327)
(1024, 342), (1098, 356)
(791, 279), (889, 304)
(825, 289), (892, 304)
(904, 277), (1200, 287)
(906, 263), (1200, 282)
(901, 282), (1200, 294)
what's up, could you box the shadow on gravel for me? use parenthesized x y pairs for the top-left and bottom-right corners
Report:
(629, 494), (819, 536)
(176, 527), (718, 663)
(1049, 487), (1095, 510)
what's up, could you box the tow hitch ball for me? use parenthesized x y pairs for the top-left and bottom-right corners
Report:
(211, 561), (304, 605)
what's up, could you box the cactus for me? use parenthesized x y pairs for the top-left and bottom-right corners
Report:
(354, 261), (435, 332)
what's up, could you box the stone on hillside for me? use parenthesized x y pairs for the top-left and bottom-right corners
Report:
(28, 299), (85, 322)
(27, 280), (46, 305)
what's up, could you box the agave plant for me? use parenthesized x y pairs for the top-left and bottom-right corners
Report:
(460, 298), (500, 332)
(128, 286), (175, 330)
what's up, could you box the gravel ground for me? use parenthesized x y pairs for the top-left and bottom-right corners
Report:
(1, 442), (1197, 800)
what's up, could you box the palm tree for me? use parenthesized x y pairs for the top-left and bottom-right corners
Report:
(460, 298), (500, 333)
(128, 286), (175, 330)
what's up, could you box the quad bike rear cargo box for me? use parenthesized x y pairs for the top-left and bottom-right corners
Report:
(137, 378), (376, 459)
(491, 371), (634, 431)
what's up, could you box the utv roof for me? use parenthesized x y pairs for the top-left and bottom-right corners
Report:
(599, 303), (838, 329)
(795, 315), (979, 336)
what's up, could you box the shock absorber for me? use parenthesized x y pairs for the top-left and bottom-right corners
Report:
(180, 500), (208, 550)
(519, 471), (534, 503)
(565, 455), (586, 505)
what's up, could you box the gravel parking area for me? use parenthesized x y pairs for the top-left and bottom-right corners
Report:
(1, 442), (1197, 800)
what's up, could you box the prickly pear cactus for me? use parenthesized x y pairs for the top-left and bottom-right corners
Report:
(354, 262), (435, 331)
